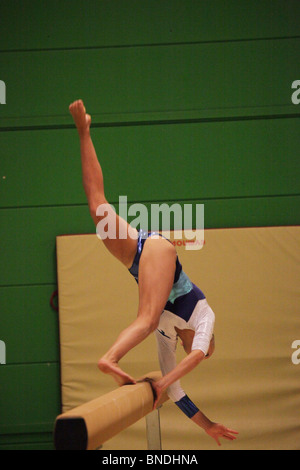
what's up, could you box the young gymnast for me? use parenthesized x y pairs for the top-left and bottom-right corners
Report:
(69, 100), (238, 446)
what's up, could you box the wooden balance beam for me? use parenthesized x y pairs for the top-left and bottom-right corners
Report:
(54, 371), (169, 450)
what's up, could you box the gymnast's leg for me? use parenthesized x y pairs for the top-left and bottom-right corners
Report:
(69, 100), (138, 268)
(69, 100), (177, 386)
(98, 236), (177, 385)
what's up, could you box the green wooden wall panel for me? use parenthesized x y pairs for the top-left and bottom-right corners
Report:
(1, 0), (299, 52)
(0, 285), (59, 364)
(0, 39), (299, 128)
(202, 196), (300, 230)
(0, 205), (93, 286)
(93, 118), (300, 202)
(0, 431), (54, 449)
(0, 432), (50, 445)
(0, 363), (60, 435)
(1, 118), (299, 209)
(0, 196), (299, 288)
(0, 440), (54, 450)
(0, 128), (86, 207)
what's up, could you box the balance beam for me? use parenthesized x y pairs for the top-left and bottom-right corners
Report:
(54, 371), (169, 450)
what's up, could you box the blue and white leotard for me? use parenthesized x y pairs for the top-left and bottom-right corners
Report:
(128, 230), (215, 418)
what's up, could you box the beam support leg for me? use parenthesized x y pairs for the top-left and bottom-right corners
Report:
(145, 407), (162, 451)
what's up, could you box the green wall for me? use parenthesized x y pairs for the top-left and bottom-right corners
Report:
(0, 0), (299, 450)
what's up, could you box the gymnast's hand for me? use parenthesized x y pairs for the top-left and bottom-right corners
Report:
(150, 380), (164, 410)
(204, 422), (239, 447)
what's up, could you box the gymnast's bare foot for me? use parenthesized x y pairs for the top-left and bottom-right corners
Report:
(69, 99), (91, 135)
(98, 358), (137, 387)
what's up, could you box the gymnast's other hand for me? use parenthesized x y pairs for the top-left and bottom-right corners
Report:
(204, 422), (239, 447)
(151, 380), (164, 410)
(98, 357), (137, 387)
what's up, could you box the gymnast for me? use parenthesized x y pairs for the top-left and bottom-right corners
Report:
(69, 100), (238, 446)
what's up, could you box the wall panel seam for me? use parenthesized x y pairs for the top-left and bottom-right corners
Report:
(1, 361), (59, 367)
(1, 35), (300, 54)
(1, 112), (300, 133)
(0, 193), (299, 212)
(0, 283), (57, 288)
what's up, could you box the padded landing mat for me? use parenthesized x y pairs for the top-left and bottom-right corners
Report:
(56, 227), (300, 450)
